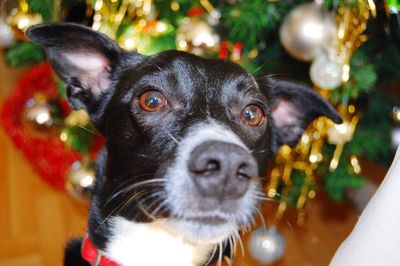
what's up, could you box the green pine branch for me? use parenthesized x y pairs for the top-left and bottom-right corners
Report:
(5, 42), (46, 67)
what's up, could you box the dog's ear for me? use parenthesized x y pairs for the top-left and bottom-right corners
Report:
(27, 23), (142, 124)
(261, 78), (342, 152)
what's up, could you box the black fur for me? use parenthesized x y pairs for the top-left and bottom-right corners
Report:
(27, 23), (342, 265)
(64, 239), (90, 266)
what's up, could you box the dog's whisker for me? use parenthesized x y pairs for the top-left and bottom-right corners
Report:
(138, 197), (166, 220)
(228, 235), (236, 265)
(94, 192), (143, 233)
(254, 190), (267, 196)
(251, 215), (258, 229)
(103, 189), (154, 221)
(104, 171), (154, 192)
(218, 242), (223, 266)
(256, 208), (267, 229)
(133, 197), (169, 222)
(253, 188), (282, 201)
(256, 188), (282, 199)
(251, 149), (269, 154)
(105, 191), (150, 222)
(77, 125), (99, 135)
(232, 229), (245, 258)
(243, 211), (256, 232)
(144, 194), (167, 210)
(149, 199), (169, 218)
(251, 193), (266, 199)
(119, 189), (166, 218)
(258, 176), (272, 182)
(233, 236), (238, 262)
(227, 236), (233, 260)
(166, 131), (181, 144)
(104, 178), (166, 206)
(115, 171), (160, 189)
(151, 62), (163, 72)
(133, 153), (152, 158)
(152, 202), (170, 218)
(137, 190), (166, 202)
(284, 217), (294, 230)
(250, 61), (269, 75)
(255, 73), (285, 87)
(204, 245), (218, 266)
(251, 195), (277, 203)
(257, 193), (286, 202)
(97, 188), (162, 232)
(257, 73), (283, 79)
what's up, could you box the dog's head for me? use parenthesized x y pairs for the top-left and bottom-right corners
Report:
(28, 24), (341, 245)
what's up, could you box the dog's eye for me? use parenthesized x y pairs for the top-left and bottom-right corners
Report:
(138, 90), (165, 112)
(241, 105), (265, 126)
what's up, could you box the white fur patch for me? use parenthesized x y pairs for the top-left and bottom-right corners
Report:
(106, 217), (213, 266)
(175, 120), (248, 155)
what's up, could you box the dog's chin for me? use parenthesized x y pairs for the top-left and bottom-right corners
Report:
(164, 217), (238, 244)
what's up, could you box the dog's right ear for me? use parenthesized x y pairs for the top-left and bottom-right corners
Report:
(27, 23), (143, 125)
(261, 77), (342, 153)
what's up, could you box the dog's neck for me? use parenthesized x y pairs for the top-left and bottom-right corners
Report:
(104, 217), (214, 266)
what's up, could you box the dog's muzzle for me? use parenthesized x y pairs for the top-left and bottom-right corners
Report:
(188, 140), (258, 201)
(164, 122), (261, 244)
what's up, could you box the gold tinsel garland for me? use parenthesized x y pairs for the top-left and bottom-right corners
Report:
(268, 0), (376, 228)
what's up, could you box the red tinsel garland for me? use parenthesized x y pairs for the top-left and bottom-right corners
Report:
(1, 63), (90, 190)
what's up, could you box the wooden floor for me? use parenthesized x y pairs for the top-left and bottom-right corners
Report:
(0, 51), (386, 266)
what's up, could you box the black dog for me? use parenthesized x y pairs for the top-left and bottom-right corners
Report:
(27, 23), (341, 266)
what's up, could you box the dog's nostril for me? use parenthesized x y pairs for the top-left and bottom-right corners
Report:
(192, 159), (220, 176)
(205, 160), (220, 172)
(237, 164), (252, 180)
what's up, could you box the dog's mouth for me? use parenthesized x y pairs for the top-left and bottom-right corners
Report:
(183, 215), (228, 225)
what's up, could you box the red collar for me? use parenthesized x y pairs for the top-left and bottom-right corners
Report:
(81, 234), (119, 266)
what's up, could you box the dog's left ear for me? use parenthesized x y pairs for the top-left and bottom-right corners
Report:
(26, 23), (143, 126)
(261, 78), (342, 152)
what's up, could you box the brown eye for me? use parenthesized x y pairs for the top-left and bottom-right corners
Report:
(241, 105), (265, 126)
(138, 90), (165, 112)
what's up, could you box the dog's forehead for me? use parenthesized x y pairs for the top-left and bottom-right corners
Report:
(145, 51), (258, 94)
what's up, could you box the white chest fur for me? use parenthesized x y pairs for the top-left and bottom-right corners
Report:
(105, 217), (214, 266)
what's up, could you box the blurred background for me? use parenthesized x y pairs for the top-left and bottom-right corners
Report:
(0, 0), (400, 265)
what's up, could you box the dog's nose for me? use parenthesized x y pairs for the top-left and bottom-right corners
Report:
(188, 141), (258, 201)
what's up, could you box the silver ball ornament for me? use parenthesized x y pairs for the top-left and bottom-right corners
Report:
(280, 3), (337, 61)
(248, 226), (286, 264)
(23, 95), (59, 138)
(310, 53), (343, 90)
(0, 19), (15, 47)
(25, 99), (53, 127)
(66, 161), (96, 201)
(392, 107), (400, 149)
(391, 128), (400, 149)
